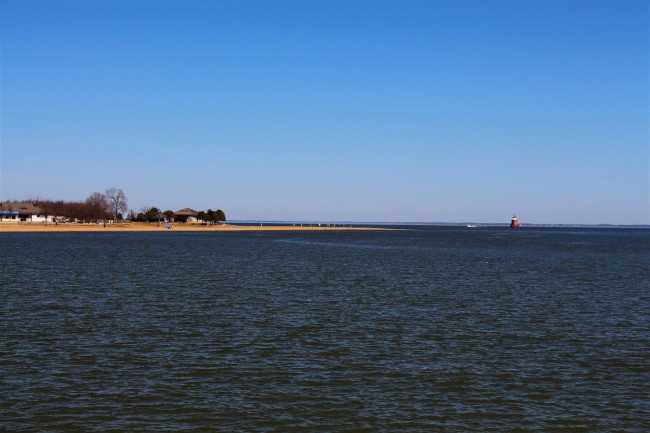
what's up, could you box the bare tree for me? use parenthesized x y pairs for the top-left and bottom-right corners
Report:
(85, 192), (109, 222)
(105, 187), (128, 222)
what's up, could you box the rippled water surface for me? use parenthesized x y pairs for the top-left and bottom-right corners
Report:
(2, 227), (649, 432)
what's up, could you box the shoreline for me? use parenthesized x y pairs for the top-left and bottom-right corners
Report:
(0, 222), (377, 233)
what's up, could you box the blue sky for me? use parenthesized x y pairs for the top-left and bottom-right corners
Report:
(1, 0), (648, 224)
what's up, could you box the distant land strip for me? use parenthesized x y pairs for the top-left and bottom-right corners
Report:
(0, 222), (381, 233)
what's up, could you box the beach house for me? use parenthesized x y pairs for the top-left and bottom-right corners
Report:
(174, 208), (199, 223)
(0, 202), (55, 223)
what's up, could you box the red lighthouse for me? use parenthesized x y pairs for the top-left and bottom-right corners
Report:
(510, 215), (520, 229)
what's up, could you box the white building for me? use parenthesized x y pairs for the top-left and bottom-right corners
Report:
(0, 202), (55, 223)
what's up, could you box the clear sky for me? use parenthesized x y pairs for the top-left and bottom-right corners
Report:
(1, 0), (648, 224)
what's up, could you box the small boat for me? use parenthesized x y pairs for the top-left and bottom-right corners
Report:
(467, 224), (477, 228)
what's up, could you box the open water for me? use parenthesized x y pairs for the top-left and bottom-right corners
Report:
(1, 227), (649, 432)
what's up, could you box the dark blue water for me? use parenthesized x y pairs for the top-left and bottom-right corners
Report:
(1, 227), (649, 432)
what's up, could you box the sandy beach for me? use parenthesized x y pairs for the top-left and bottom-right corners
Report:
(0, 222), (373, 233)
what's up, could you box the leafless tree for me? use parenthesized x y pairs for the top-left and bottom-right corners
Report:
(85, 192), (109, 222)
(105, 187), (128, 222)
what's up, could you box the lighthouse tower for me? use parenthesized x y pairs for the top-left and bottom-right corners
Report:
(510, 215), (520, 229)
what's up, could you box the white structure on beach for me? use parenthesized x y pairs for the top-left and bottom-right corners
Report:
(0, 202), (55, 223)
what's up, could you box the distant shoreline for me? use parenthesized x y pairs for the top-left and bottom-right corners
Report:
(1, 222), (646, 233)
(0, 222), (378, 233)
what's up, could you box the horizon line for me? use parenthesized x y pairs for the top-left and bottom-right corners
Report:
(228, 220), (650, 228)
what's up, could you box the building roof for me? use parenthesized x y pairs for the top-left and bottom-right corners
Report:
(0, 202), (44, 215)
(175, 208), (198, 216)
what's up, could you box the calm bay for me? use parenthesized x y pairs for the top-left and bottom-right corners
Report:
(1, 227), (648, 431)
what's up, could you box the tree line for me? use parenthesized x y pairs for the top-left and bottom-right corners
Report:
(130, 207), (226, 223)
(33, 187), (127, 222)
(30, 188), (225, 224)
(198, 209), (226, 223)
